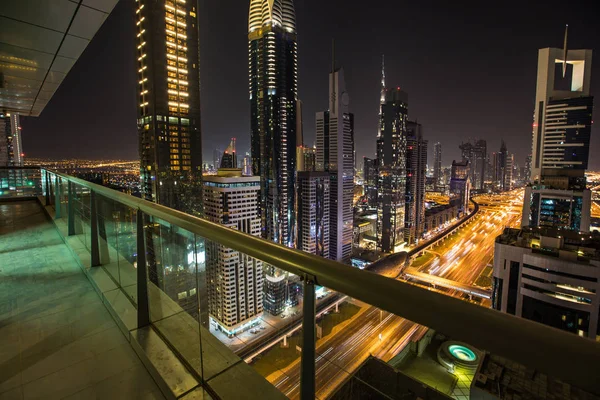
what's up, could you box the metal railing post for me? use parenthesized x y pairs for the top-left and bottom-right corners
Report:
(67, 181), (75, 235)
(137, 209), (150, 327)
(300, 274), (316, 400)
(90, 190), (100, 266)
(54, 175), (61, 218)
(44, 171), (50, 205)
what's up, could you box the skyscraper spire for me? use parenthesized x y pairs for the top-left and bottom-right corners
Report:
(380, 54), (386, 105)
(377, 54), (386, 137)
(562, 24), (568, 78)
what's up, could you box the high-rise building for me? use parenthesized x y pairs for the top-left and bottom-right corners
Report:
(497, 140), (508, 191)
(135, 0), (202, 215)
(433, 142), (442, 192)
(249, 0), (298, 248)
(377, 88), (408, 253)
(450, 160), (471, 216)
(530, 27), (593, 182)
(504, 154), (514, 191)
(220, 138), (237, 169)
(297, 171), (330, 258)
(316, 66), (354, 262)
(363, 157), (377, 208)
(0, 112), (23, 167)
(296, 145), (316, 172)
(203, 168), (263, 336)
(405, 121), (427, 244)
(524, 154), (532, 182)
(213, 149), (221, 171)
(134, 0), (205, 327)
(242, 152), (252, 176)
(459, 139), (486, 191)
(493, 227), (600, 340)
(522, 28), (594, 233)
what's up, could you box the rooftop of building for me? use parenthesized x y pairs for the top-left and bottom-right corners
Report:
(496, 226), (600, 263)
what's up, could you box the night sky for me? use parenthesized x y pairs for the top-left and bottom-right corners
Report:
(21, 0), (600, 170)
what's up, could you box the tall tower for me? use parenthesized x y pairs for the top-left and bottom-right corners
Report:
(405, 121), (427, 244)
(248, 0), (298, 247)
(498, 140), (508, 191)
(377, 88), (408, 253)
(203, 169), (263, 336)
(0, 112), (23, 166)
(378, 55), (386, 137)
(530, 26), (593, 182)
(220, 138), (237, 168)
(316, 63), (354, 262)
(135, 0), (202, 215)
(522, 28), (593, 232)
(297, 171), (330, 258)
(433, 142), (442, 191)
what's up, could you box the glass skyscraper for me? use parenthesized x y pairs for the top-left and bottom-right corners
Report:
(135, 0), (203, 216)
(134, 0), (205, 326)
(248, 0), (298, 247)
(376, 89), (408, 253)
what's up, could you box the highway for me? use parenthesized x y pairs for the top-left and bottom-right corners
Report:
(266, 189), (524, 399)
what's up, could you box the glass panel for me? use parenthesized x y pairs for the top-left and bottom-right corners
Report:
(59, 177), (68, 220)
(115, 201), (138, 304)
(96, 194), (121, 284)
(0, 168), (41, 199)
(145, 217), (204, 376)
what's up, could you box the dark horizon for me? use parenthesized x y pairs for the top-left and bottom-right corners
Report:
(21, 0), (600, 170)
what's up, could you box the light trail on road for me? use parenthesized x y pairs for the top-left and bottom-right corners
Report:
(263, 189), (524, 399)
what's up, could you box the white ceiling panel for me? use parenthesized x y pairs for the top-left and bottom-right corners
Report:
(0, 0), (118, 116)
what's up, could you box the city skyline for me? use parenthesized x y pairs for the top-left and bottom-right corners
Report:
(19, 0), (600, 170)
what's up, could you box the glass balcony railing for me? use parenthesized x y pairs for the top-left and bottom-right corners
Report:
(3, 167), (599, 399)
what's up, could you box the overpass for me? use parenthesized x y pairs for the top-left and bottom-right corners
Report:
(403, 267), (491, 299)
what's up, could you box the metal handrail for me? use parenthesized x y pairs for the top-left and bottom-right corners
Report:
(44, 169), (600, 394)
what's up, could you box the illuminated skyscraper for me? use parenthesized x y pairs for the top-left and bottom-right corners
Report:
(134, 0), (205, 326)
(203, 169), (263, 336)
(0, 112), (23, 166)
(135, 0), (202, 215)
(220, 138), (237, 169)
(248, 0), (298, 315)
(297, 171), (330, 258)
(530, 27), (593, 182)
(405, 121), (427, 244)
(248, 0), (298, 247)
(376, 88), (408, 253)
(316, 66), (354, 262)
(459, 139), (486, 191)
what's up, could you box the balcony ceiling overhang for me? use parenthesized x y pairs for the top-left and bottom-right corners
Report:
(0, 0), (118, 117)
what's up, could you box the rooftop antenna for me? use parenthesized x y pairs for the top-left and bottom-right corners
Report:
(562, 24), (568, 78)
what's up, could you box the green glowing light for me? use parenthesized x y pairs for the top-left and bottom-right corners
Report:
(448, 345), (477, 361)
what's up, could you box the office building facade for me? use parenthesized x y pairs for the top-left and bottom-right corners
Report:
(0, 112), (23, 166)
(296, 145), (316, 172)
(405, 121), (427, 244)
(297, 171), (330, 258)
(316, 67), (354, 262)
(530, 41), (593, 182)
(376, 88), (408, 253)
(203, 169), (263, 336)
(135, 0), (203, 215)
(493, 227), (600, 340)
(249, 0), (298, 247)
(450, 160), (470, 216)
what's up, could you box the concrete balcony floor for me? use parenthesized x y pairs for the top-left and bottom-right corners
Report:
(0, 200), (164, 400)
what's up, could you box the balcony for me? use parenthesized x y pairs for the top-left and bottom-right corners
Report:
(1, 166), (599, 400)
